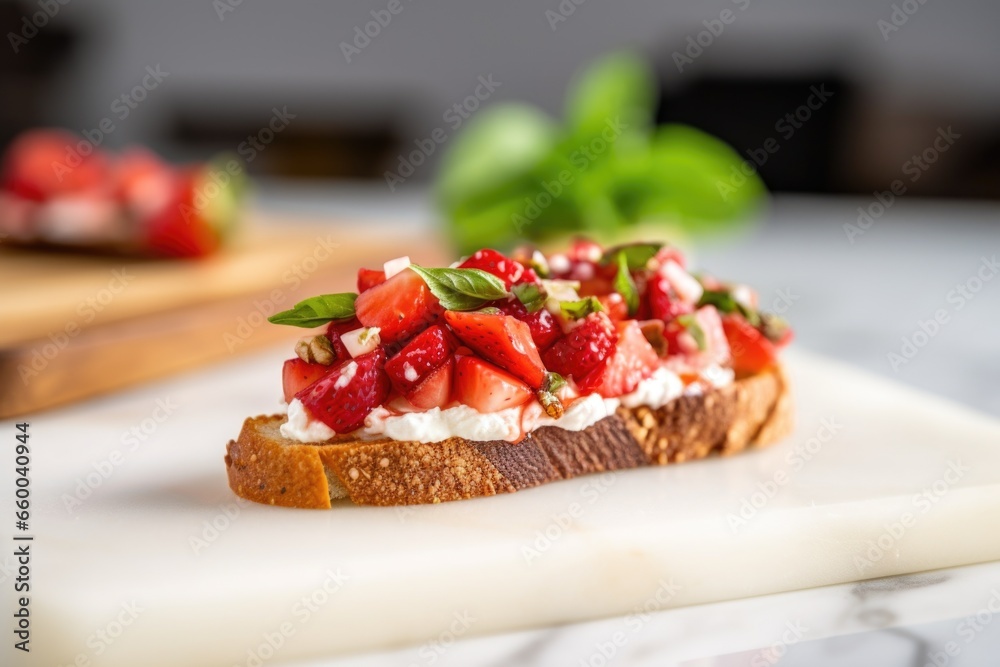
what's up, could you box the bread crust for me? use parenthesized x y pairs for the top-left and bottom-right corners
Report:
(225, 366), (792, 508)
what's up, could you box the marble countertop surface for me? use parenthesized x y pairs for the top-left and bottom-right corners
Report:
(253, 184), (999, 666)
(26, 184), (997, 667)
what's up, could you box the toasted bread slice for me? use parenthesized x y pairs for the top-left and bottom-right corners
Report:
(225, 366), (792, 508)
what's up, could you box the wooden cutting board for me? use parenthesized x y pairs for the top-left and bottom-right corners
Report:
(0, 212), (443, 418)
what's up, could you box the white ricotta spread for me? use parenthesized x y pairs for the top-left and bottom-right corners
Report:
(281, 398), (337, 441)
(279, 364), (726, 444)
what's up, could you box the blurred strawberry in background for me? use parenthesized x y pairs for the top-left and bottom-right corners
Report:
(0, 128), (245, 258)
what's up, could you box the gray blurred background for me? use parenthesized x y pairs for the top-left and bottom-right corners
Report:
(3, 0), (999, 200)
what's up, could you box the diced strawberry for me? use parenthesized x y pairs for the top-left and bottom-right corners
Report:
(385, 325), (457, 395)
(597, 293), (628, 321)
(648, 269), (694, 323)
(282, 358), (335, 404)
(296, 349), (390, 433)
(406, 357), (454, 410)
(722, 314), (777, 375)
(324, 317), (361, 361)
(664, 306), (730, 365)
(518, 267), (541, 285)
(493, 299), (561, 351)
(113, 147), (172, 213)
(458, 248), (525, 288)
(444, 311), (546, 388)
(357, 268), (386, 293)
(454, 356), (532, 413)
(143, 168), (221, 258)
(577, 277), (615, 297)
(578, 321), (659, 397)
(541, 311), (618, 379)
(354, 268), (441, 344)
(653, 245), (687, 270)
(1, 129), (109, 201)
(567, 238), (603, 263)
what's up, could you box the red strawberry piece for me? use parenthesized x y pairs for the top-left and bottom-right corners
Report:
(597, 293), (628, 322)
(281, 358), (335, 404)
(406, 356), (454, 410)
(443, 311), (546, 388)
(324, 317), (361, 362)
(493, 299), (561, 351)
(143, 168), (221, 258)
(541, 311), (618, 379)
(458, 248), (525, 288)
(722, 314), (777, 375)
(577, 277), (615, 297)
(454, 356), (532, 413)
(385, 325), (457, 395)
(567, 238), (603, 263)
(577, 321), (659, 397)
(296, 349), (390, 433)
(518, 267), (541, 285)
(653, 245), (687, 270)
(357, 267), (386, 293)
(1, 129), (110, 201)
(113, 147), (172, 212)
(648, 269), (694, 323)
(355, 268), (442, 344)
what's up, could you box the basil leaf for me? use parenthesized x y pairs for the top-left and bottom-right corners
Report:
(559, 296), (604, 320)
(268, 293), (357, 328)
(512, 282), (546, 313)
(409, 265), (510, 311)
(699, 287), (761, 326)
(601, 242), (663, 270)
(698, 288), (738, 313)
(676, 314), (706, 351)
(613, 251), (639, 316)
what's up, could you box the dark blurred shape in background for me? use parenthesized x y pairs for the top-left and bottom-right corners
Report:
(2, 0), (998, 201)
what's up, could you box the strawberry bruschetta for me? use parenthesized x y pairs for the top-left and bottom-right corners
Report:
(225, 240), (793, 508)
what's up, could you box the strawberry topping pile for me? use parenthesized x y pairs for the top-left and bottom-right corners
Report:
(270, 240), (792, 437)
(0, 129), (243, 258)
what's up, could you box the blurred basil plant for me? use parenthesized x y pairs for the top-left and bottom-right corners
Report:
(436, 53), (765, 254)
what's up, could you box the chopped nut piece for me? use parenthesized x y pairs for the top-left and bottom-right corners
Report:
(295, 335), (336, 365)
